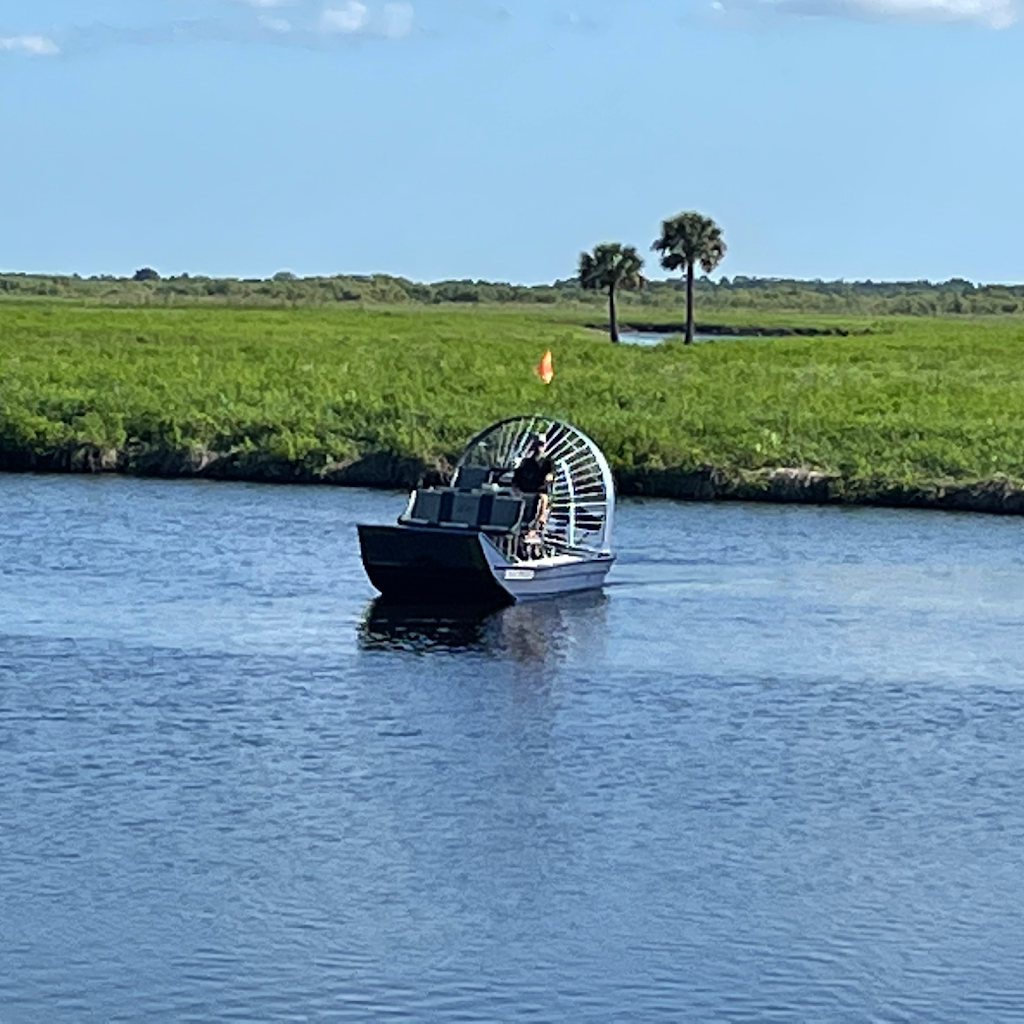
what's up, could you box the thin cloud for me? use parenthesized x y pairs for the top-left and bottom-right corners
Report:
(317, 0), (417, 38)
(321, 2), (370, 33)
(850, 0), (1017, 26)
(732, 0), (1019, 26)
(540, 7), (602, 33)
(0, 34), (60, 56)
(5, 1), (415, 58)
(383, 2), (415, 36)
(258, 14), (293, 31)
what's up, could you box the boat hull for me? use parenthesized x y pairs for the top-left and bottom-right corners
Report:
(358, 524), (614, 605)
(476, 536), (615, 602)
(358, 525), (512, 605)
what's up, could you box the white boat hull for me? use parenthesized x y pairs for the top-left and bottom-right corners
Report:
(478, 535), (615, 602)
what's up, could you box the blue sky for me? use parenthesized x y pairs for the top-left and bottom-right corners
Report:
(1, 0), (1022, 283)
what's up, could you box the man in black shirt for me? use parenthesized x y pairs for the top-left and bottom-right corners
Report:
(512, 436), (554, 537)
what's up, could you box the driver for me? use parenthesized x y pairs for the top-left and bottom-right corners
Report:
(511, 435), (554, 534)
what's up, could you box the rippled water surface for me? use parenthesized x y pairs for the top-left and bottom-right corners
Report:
(3, 475), (1024, 1023)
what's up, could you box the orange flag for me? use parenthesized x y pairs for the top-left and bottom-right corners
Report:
(535, 349), (554, 385)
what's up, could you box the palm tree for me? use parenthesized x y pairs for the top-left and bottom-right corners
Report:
(652, 212), (726, 344)
(577, 242), (645, 343)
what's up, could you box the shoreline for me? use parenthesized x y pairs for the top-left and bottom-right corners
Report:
(592, 322), (874, 338)
(4, 444), (1024, 517)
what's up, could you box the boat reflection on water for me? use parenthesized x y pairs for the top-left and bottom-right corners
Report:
(359, 590), (608, 663)
(359, 599), (493, 653)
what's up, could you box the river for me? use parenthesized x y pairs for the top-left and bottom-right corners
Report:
(2, 474), (1024, 1022)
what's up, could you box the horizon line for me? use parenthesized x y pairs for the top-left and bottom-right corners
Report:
(3, 268), (1023, 289)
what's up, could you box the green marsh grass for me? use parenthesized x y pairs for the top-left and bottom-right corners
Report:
(2, 302), (1024, 488)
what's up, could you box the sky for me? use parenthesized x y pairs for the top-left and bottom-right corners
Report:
(0, 0), (1022, 284)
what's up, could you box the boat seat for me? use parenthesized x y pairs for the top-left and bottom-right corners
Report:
(402, 487), (524, 534)
(403, 488), (478, 528)
(481, 494), (523, 533)
(447, 491), (481, 527)
(452, 465), (489, 490)
(402, 488), (444, 525)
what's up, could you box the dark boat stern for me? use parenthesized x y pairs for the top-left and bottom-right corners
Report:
(358, 524), (512, 605)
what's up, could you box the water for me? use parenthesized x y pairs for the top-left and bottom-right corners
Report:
(619, 329), (683, 345)
(3, 474), (1024, 1023)
(618, 330), (753, 345)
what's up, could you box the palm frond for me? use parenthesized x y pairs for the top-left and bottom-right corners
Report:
(577, 242), (646, 293)
(652, 211), (727, 274)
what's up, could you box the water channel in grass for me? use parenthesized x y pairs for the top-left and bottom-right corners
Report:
(618, 330), (756, 345)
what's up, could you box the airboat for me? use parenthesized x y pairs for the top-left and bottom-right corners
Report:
(357, 416), (616, 604)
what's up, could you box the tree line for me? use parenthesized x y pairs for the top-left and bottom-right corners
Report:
(2, 266), (1023, 318)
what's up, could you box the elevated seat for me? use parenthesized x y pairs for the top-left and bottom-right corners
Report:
(452, 465), (489, 490)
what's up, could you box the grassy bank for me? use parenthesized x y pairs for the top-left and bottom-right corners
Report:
(3, 301), (1024, 511)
